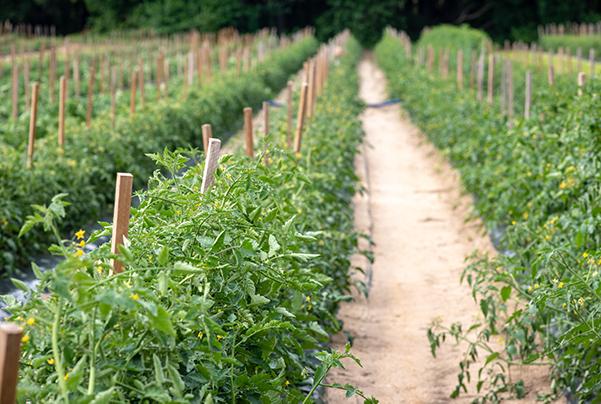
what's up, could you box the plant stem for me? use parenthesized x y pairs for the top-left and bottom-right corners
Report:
(87, 308), (97, 394)
(52, 301), (70, 403)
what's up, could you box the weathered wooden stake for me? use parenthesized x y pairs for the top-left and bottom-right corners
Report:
(477, 53), (484, 101)
(294, 82), (308, 154)
(548, 63), (555, 86)
(202, 123), (212, 153)
(578, 71), (586, 96)
(0, 323), (23, 404)
(244, 107), (254, 157)
(111, 173), (133, 274)
(23, 61), (30, 110)
(589, 49), (595, 78)
(201, 138), (221, 193)
(27, 82), (40, 169)
(86, 66), (95, 128)
(487, 54), (494, 104)
(263, 101), (269, 136)
(58, 76), (66, 148)
(524, 71), (531, 119)
(129, 68), (137, 115)
(507, 61), (514, 122)
(457, 50), (464, 90)
(110, 67), (117, 128)
(138, 60), (145, 107)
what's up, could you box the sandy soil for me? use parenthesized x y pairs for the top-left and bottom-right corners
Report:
(327, 55), (556, 404)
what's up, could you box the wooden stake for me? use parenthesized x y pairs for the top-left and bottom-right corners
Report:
(262, 101), (269, 136)
(49, 46), (56, 103)
(202, 123), (212, 153)
(73, 55), (80, 97)
(244, 107), (254, 157)
(578, 72), (586, 96)
(23, 61), (30, 110)
(507, 61), (514, 121)
(111, 173), (133, 274)
(138, 60), (145, 107)
(589, 49), (595, 78)
(0, 323), (23, 404)
(306, 60), (316, 118)
(487, 54), (494, 104)
(524, 71), (531, 119)
(200, 138), (221, 193)
(477, 53), (484, 101)
(286, 80), (293, 148)
(548, 63), (555, 86)
(110, 67), (117, 128)
(294, 82), (308, 154)
(27, 83), (40, 169)
(58, 76), (66, 148)
(86, 66), (95, 128)
(129, 68), (137, 115)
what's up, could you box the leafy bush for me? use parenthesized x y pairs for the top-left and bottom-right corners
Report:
(376, 32), (600, 401)
(0, 36), (318, 276)
(5, 36), (378, 403)
(540, 34), (601, 59)
(417, 24), (492, 52)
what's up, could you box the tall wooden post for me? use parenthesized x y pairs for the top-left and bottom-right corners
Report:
(524, 71), (531, 119)
(58, 76), (66, 148)
(244, 107), (254, 157)
(27, 82), (40, 169)
(487, 54), (494, 104)
(130, 68), (137, 115)
(86, 66), (95, 128)
(111, 173), (133, 274)
(457, 50), (464, 90)
(294, 82), (308, 154)
(201, 138), (221, 193)
(0, 323), (23, 404)
(202, 123), (212, 153)
(578, 72), (586, 96)
(286, 80), (293, 148)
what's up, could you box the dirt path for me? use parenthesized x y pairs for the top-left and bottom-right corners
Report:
(327, 55), (553, 403)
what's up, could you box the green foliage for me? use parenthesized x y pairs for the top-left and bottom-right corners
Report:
(540, 34), (601, 58)
(0, 36), (318, 276)
(376, 31), (600, 401)
(417, 24), (491, 52)
(5, 37), (378, 403)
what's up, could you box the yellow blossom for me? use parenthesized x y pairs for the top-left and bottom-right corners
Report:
(558, 282), (565, 289)
(75, 229), (85, 240)
(197, 331), (204, 339)
(131, 293), (140, 301)
(582, 252), (589, 258)
(216, 335), (224, 341)
(64, 373), (69, 381)
(96, 266), (103, 274)
(21, 335), (30, 343)
(562, 303), (567, 309)
(578, 297), (585, 306)
(284, 380), (290, 386)
(26, 317), (35, 326)
(78, 240), (86, 248)
(522, 212), (529, 220)
(305, 296), (311, 302)
(47, 358), (55, 365)
(534, 283), (540, 289)
(74, 249), (84, 257)
(511, 220), (517, 225)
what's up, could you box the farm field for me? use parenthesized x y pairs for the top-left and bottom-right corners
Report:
(1, 4), (601, 404)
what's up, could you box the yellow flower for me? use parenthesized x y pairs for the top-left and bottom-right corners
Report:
(511, 220), (517, 225)
(26, 317), (35, 326)
(197, 331), (204, 339)
(527, 285), (533, 293)
(534, 283), (540, 289)
(284, 380), (290, 386)
(578, 297), (585, 306)
(216, 335), (224, 341)
(75, 229), (85, 240)
(47, 358), (55, 365)
(582, 252), (589, 258)
(78, 240), (86, 248)
(131, 293), (140, 301)
(74, 249), (84, 257)
(558, 282), (565, 289)
(552, 278), (558, 284)
(64, 373), (69, 381)
(96, 266), (103, 274)
(21, 335), (30, 343)
(305, 296), (311, 302)
(522, 212), (529, 220)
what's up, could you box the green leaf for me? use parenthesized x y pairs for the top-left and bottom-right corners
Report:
(148, 305), (176, 336)
(157, 245), (170, 266)
(500, 286), (512, 302)
(10, 278), (29, 292)
(90, 388), (115, 404)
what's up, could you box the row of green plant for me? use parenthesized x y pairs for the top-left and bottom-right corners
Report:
(416, 24), (492, 52)
(0, 34), (269, 147)
(0, 35), (318, 276)
(540, 34), (601, 59)
(3, 35), (378, 403)
(376, 32), (600, 401)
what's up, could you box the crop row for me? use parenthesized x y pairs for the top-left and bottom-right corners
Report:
(376, 30), (600, 401)
(0, 35), (318, 276)
(2, 34), (377, 403)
